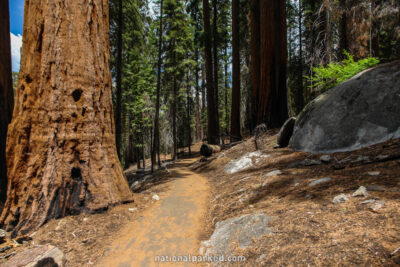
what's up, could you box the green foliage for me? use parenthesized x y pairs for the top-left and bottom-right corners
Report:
(307, 51), (380, 94)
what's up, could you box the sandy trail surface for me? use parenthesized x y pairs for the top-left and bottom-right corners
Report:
(98, 158), (210, 267)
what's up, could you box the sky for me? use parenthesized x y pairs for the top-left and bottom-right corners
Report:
(9, 0), (24, 72)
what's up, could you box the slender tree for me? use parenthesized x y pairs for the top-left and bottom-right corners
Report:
(0, 0), (14, 203)
(212, 0), (220, 142)
(186, 73), (192, 155)
(230, 0), (241, 140)
(202, 0), (219, 144)
(152, 0), (164, 171)
(339, 0), (348, 58)
(297, 0), (305, 111)
(250, 0), (261, 129)
(1, 0), (133, 236)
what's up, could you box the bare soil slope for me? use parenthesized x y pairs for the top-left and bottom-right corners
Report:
(193, 133), (400, 266)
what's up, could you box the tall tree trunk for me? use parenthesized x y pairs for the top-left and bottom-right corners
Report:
(250, 0), (260, 129)
(142, 129), (145, 169)
(201, 65), (206, 140)
(172, 57), (177, 160)
(152, 0), (164, 172)
(0, 0), (14, 203)
(187, 73), (192, 155)
(371, 0), (380, 57)
(231, 0), (242, 141)
(224, 46), (229, 138)
(195, 50), (201, 142)
(115, 0), (123, 159)
(339, 0), (348, 58)
(254, 0), (289, 128)
(212, 0), (220, 143)
(324, 3), (333, 64)
(297, 0), (304, 113)
(1, 0), (133, 236)
(202, 0), (219, 144)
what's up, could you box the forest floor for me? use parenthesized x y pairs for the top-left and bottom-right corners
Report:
(1, 134), (400, 266)
(192, 132), (400, 266)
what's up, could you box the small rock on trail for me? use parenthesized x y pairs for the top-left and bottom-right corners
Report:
(332, 194), (350, 204)
(309, 177), (332, 187)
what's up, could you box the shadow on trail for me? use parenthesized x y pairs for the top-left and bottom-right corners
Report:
(125, 151), (202, 193)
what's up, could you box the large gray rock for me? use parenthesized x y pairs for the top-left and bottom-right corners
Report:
(1, 245), (65, 267)
(290, 61), (400, 153)
(200, 213), (273, 262)
(277, 117), (296, 147)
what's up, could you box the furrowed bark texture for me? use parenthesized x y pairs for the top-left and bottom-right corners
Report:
(252, 0), (288, 129)
(250, 0), (260, 130)
(1, 0), (133, 236)
(202, 0), (219, 145)
(0, 0), (14, 203)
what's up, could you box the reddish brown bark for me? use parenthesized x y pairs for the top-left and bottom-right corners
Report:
(1, 0), (133, 236)
(202, 0), (219, 145)
(115, 0), (123, 159)
(251, 0), (288, 129)
(0, 0), (14, 203)
(250, 0), (260, 129)
(230, 0), (241, 141)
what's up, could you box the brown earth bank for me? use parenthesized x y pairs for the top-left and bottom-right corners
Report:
(192, 132), (400, 266)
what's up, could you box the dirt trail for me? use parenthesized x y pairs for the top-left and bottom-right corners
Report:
(98, 158), (210, 267)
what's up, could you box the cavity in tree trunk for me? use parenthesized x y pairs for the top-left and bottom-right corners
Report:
(0, 0), (14, 203)
(202, 0), (219, 145)
(231, 0), (242, 141)
(1, 0), (133, 236)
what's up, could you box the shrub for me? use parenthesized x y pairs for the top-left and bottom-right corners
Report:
(306, 51), (380, 94)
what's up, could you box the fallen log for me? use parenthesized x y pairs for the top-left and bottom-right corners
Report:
(200, 144), (221, 157)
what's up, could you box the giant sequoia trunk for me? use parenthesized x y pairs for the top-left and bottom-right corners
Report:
(251, 0), (288, 129)
(0, 0), (14, 203)
(1, 0), (133, 236)
(250, 0), (260, 129)
(202, 0), (219, 145)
